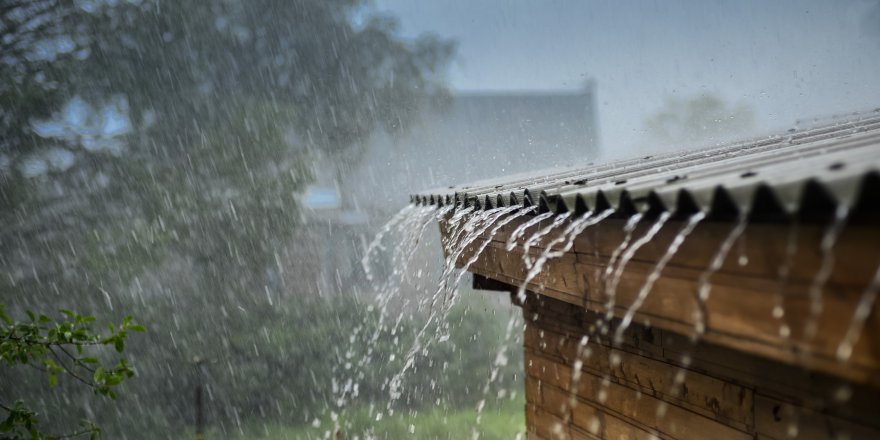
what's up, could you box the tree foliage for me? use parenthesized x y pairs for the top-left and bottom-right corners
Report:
(1, 0), (456, 437)
(644, 93), (754, 147)
(0, 304), (144, 439)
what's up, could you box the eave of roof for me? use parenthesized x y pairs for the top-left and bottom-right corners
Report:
(411, 110), (880, 222)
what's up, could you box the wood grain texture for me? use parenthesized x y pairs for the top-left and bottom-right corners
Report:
(448, 214), (880, 385)
(519, 294), (880, 440)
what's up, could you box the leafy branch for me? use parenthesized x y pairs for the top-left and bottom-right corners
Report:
(0, 304), (145, 439)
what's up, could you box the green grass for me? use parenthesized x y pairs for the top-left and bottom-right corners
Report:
(211, 396), (525, 439)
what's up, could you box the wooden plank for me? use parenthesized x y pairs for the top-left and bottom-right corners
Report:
(461, 235), (880, 384)
(578, 255), (877, 368)
(526, 351), (753, 440)
(754, 394), (880, 440)
(527, 403), (572, 440)
(542, 377), (575, 419)
(521, 292), (880, 440)
(478, 215), (880, 289)
(523, 295), (880, 429)
(658, 317), (880, 431)
(573, 367), (752, 440)
(569, 398), (656, 440)
(569, 426), (602, 440)
(523, 312), (666, 366)
(525, 350), (571, 391)
(526, 374), (543, 406)
(525, 324), (755, 432)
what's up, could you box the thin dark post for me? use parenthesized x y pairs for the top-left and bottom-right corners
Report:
(194, 357), (206, 439)
(195, 382), (204, 439)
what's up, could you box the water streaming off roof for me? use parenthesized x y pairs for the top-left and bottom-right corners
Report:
(3, 1), (880, 438)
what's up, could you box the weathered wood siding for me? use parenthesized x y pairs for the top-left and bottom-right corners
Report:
(441, 212), (880, 438)
(451, 216), (880, 385)
(520, 293), (880, 440)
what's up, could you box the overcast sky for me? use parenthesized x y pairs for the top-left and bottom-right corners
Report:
(373, 0), (880, 158)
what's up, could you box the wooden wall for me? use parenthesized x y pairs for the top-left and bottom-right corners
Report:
(519, 293), (880, 440)
(452, 216), (880, 385)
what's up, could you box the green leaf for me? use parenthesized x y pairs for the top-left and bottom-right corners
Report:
(114, 339), (124, 352)
(94, 367), (105, 383)
(38, 314), (51, 323)
(81, 357), (99, 364)
(49, 373), (58, 387)
(127, 324), (146, 332)
(0, 305), (13, 325)
(26, 310), (35, 322)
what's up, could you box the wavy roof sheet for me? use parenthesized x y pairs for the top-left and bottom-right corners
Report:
(411, 110), (880, 222)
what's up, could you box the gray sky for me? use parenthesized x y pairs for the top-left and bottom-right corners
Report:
(373, 0), (880, 158)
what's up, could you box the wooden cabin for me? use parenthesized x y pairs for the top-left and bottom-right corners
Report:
(412, 113), (880, 439)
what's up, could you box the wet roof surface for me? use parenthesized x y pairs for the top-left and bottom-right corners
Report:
(411, 110), (880, 222)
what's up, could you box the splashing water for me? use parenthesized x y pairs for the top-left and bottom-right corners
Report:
(566, 335), (592, 415)
(439, 205), (525, 308)
(693, 214), (748, 338)
(613, 211), (704, 345)
(836, 262), (880, 362)
(373, 205), (450, 308)
(389, 204), (530, 406)
(432, 205), (529, 348)
(582, 211), (674, 415)
(601, 213), (643, 321)
(506, 212), (555, 251)
(362, 204), (418, 282)
(474, 209), (614, 434)
(454, 206), (537, 292)
(384, 205), (482, 405)
(804, 205), (849, 341)
(334, 204), (456, 420)
(334, 205), (444, 414)
(544, 210), (615, 261)
(521, 211), (573, 269)
(772, 224), (799, 342)
(442, 206), (478, 255)
(657, 212), (748, 414)
(472, 309), (522, 438)
(515, 210), (615, 303)
(604, 212), (672, 326)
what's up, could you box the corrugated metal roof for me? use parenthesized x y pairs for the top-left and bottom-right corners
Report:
(411, 110), (880, 222)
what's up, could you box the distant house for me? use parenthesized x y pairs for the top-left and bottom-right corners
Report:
(298, 84), (600, 294)
(344, 82), (600, 213)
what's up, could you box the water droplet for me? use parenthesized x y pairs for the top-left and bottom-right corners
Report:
(833, 384), (853, 403)
(610, 353), (622, 367)
(656, 401), (668, 418)
(779, 325), (791, 338)
(588, 416), (601, 434)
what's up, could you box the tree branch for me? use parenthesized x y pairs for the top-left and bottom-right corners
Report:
(48, 347), (95, 388)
